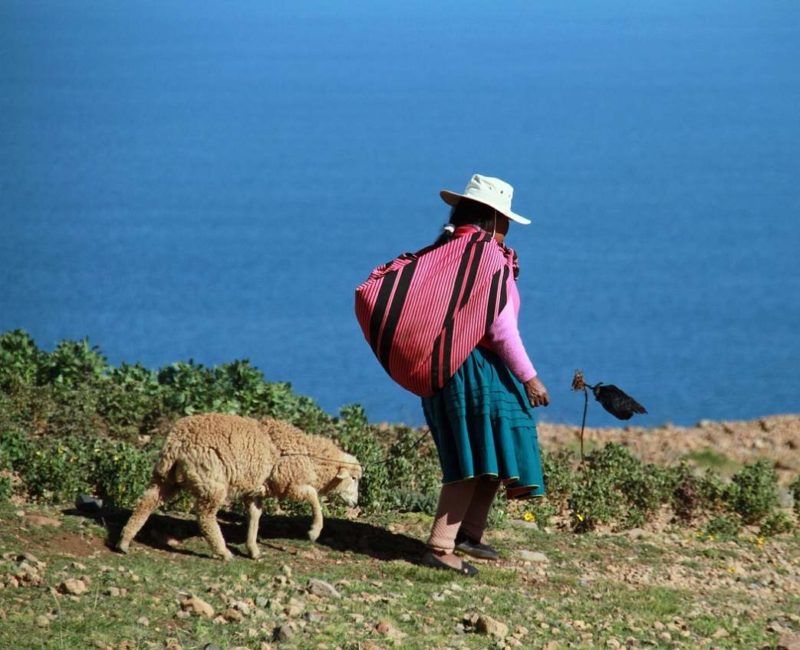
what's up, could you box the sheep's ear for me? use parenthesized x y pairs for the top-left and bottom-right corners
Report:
(336, 467), (349, 480)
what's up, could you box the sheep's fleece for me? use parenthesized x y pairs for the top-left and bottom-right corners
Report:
(116, 413), (362, 560)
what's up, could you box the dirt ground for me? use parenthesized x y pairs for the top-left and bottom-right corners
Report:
(537, 414), (800, 484)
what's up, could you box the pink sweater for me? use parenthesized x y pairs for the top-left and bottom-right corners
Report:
(479, 272), (537, 383)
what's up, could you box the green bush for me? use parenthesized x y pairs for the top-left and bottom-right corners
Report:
(39, 338), (109, 390)
(0, 329), (43, 391)
(20, 436), (94, 503)
(91, 439), (159, 508)
(704, 514), (741, 540)
(790, 475), (800, 518)
(758, 511), (795, 538)
(725, 460), (779, 525)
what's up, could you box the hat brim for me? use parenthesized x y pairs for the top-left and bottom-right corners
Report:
(440, 190), (532, 225)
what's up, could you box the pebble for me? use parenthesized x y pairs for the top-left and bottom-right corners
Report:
(375, 619), (407, 640)
(36, 614), (50, 627)
(273, 623), (295, 642)
(59, 579), (87, 596)
(181, 595), (214, 619)
(308, 578), (341, 599)
(475, 614), (509, 639)
(517, 550), (549, 563)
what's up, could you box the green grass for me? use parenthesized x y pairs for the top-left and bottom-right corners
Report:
(683, 448), (741, 475)
(1, 502), (798, 649)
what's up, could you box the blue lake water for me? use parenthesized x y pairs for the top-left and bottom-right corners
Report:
(1, 1), (799, 427)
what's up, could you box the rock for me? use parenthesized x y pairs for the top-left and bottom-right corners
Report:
(475, 615), (509, 639)
(136, 616), (149, 626)
(104, 586), (121, 597)
(777, 632), (800, 650)
(202, 644), (222, 650)
(223, 608), (244, 623)
(712, 627), (729, 639)
(59, 579), (87, 596)
(517, 550), (549, 563)
(284, 598), (305, 618)
(35, 614), (50, 627)
(375, 620), (407, 640)
(273, 623), (295, 642)
(181, 595), (214, 619)
(308, 578), (341, 599)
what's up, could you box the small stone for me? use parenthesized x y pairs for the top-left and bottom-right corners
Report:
(280, 564), (292, 579)
(659, 631), (672, 641)
(712, 627), (729, 639)
(136, 616), (149, 626)
(104, 586), (121, 597)
(202, 644), (222, 650)
(375, 620), (407, 640)
(273, 623), (295, 642)
(475, 615), (509, 639)
(284, 598), (305, 618)
(224, 608), (244, 623)
(36, 614), (50, 627)
(308, 578), (341, 599)
(181, 595), (214, 619)
(59, 579), (87, 595)
(777, 632), (800, 650)
(517, 550), (549, 563)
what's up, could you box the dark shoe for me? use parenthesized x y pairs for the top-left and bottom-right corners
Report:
(421, 551), (478, 577)
(454, 533), (500, 560)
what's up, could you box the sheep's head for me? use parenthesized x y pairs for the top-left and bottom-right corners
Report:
(329, 454), (361, 507)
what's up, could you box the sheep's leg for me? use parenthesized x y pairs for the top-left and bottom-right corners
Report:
(195, 482), (233, 561)
(242, 495), (263, 559)
(296, 485), (324, 542)
(117, 479), (177, 553)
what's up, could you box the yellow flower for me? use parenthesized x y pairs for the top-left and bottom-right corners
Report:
(756, 536), (766, 548)
(523, 512), (536, 522)
(727, 565), (737, 574)
(577, 513), (585, 522)
(707, 534), (715, 541)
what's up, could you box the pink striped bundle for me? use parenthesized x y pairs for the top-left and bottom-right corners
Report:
(355, 230), (516, 396)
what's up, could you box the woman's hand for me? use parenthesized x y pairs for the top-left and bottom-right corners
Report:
(524, 376), (550, 408)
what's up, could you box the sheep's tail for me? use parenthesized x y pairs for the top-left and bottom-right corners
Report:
(153, 433), (182, 482)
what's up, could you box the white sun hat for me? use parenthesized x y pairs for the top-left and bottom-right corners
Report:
(440, 173), (531, 225)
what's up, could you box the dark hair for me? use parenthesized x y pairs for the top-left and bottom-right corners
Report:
(432, 198), (497, 247)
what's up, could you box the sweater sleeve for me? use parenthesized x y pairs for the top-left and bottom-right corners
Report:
(482, 295), (537, 383)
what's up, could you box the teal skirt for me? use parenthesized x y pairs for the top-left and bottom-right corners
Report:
(421, 346), (546, 500)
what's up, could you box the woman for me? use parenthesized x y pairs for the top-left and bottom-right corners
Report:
(420, 173), (549, 576)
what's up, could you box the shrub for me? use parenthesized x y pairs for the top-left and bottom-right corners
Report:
(670, 462), (701, 523)
(97, 363), (163, 436)
(20, 435), (93, 503)
(726, 460), (779, 525)
(91, 439), (159, 508)
(332, 405), (389, 512)
(539, 449), (575, 510)
(758, 512), (795, 538)
(38, 338), (108, 390)
(790, 475), (800, 518)
(703, 514), (741, 540)
(0, 329), (43, 391)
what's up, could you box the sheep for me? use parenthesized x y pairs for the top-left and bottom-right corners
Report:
(116, 413), (361, 560)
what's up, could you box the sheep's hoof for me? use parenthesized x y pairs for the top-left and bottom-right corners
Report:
(248, 547), (261, 560)
(116, 542), (129, 554)
(307, 528), (321, 543)
(219, 550), (234, 562)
